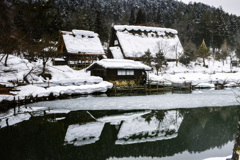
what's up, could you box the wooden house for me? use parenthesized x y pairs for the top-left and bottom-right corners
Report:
(108, 25), (183, 61)
(52, 58), (67, 66)
(57, 29), (105, 68)
(86, 59), (152, 84)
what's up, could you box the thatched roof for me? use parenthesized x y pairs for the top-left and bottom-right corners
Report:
(59, 29), (104, 55)
(111, 25), (183, 60)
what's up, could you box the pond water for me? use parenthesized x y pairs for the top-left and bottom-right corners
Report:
(0, 89), (240, 160)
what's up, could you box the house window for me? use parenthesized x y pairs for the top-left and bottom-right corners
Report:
(126, 70), (134, 75)
(117, 70), (134, 76)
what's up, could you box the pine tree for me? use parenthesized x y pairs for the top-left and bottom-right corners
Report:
(141, 49), (153, 67)
(129, 8), (135, 25)
(156, 5), (163, 26)
(195, 39), (210, 67)
(94, 12), (109, 43)
(135, 9), (146, 25)
(154, 50), (166, 76)
(219, 40), (230, 65)
(212, 8), (225, 49)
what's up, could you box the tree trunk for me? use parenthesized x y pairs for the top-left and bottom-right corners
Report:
(156, 67), (159, 76)
(203, 57), (206, 67)
(23, 68), (34, 84)
(4, 53), (9, 67)
(42, 61), (46, 76)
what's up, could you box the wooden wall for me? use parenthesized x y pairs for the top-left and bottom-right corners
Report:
(89, 64), (146, 83)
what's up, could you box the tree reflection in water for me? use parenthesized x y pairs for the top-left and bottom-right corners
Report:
(0, 106), (239, 160)
(229, 112), (240, 160)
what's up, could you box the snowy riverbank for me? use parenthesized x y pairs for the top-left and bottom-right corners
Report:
(149, 58), (240, 87)
(1, 54), (240, 104)
(0, 54), (112, 103)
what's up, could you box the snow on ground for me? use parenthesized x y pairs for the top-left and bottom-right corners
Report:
(0, 106), (48, 128)
(0, 54), (112, 103)
(203, 155), (232, 160)
(1, 54), (240, 104)
(149, 58), (240, 86)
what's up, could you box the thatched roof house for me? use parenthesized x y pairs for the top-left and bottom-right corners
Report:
(108, 25), (183, 61)
(57, 29), (105, 67)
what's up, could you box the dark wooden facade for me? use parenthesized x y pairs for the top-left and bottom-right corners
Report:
(87, 64), (147, 83)
(231, 60), (240, 67)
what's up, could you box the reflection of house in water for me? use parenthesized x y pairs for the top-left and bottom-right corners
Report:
(64, 110), (183, 146)
(64, 122), (105, 146)
(116, 110), (183, 145)
(1, 107), (239, 160)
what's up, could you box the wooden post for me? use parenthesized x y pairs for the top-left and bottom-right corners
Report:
(18, 96), (20, 106)
(48, 80), (50, 88)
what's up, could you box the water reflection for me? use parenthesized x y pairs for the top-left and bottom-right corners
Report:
(0, 106), (239, 160)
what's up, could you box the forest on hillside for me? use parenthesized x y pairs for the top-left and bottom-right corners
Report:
(1, 0), (240, 64)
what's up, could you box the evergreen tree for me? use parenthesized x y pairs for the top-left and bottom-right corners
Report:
(193, 10), (213, 47)
(212, 8), (225, 49)
(129, 8), (135, 25)
(195, 39), (210, 66)
(180, 41), (196, 66)
(154, 50), (166, 76)
(94, 12), (109, 43)
(219, 40), (230, 65)
(156, 5), (163, 26)
(141, 49), (153, 67)
(135, 9), (146, 25)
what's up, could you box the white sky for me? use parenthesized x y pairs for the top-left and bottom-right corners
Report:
(179, 0), (240, 16)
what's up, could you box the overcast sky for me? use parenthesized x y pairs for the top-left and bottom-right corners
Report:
(179, 0), (240, 16)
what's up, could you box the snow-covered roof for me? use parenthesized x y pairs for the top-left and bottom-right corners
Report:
(54, 58), (65, 61)
(114, 25), (178, 34)
(60, 30), (104, 55)
(109, 47), (124, 59)
(113, 25), (183, 60)
(87, 59), (152, 71)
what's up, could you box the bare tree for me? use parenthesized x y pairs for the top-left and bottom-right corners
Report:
(171, 41), (183, 66)
(36, 35), (56, 79)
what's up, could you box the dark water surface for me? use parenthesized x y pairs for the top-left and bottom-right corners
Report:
(0, 105), (239, 160)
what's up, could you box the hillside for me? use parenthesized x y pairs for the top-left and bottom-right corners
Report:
(1, 0), (240, 53)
